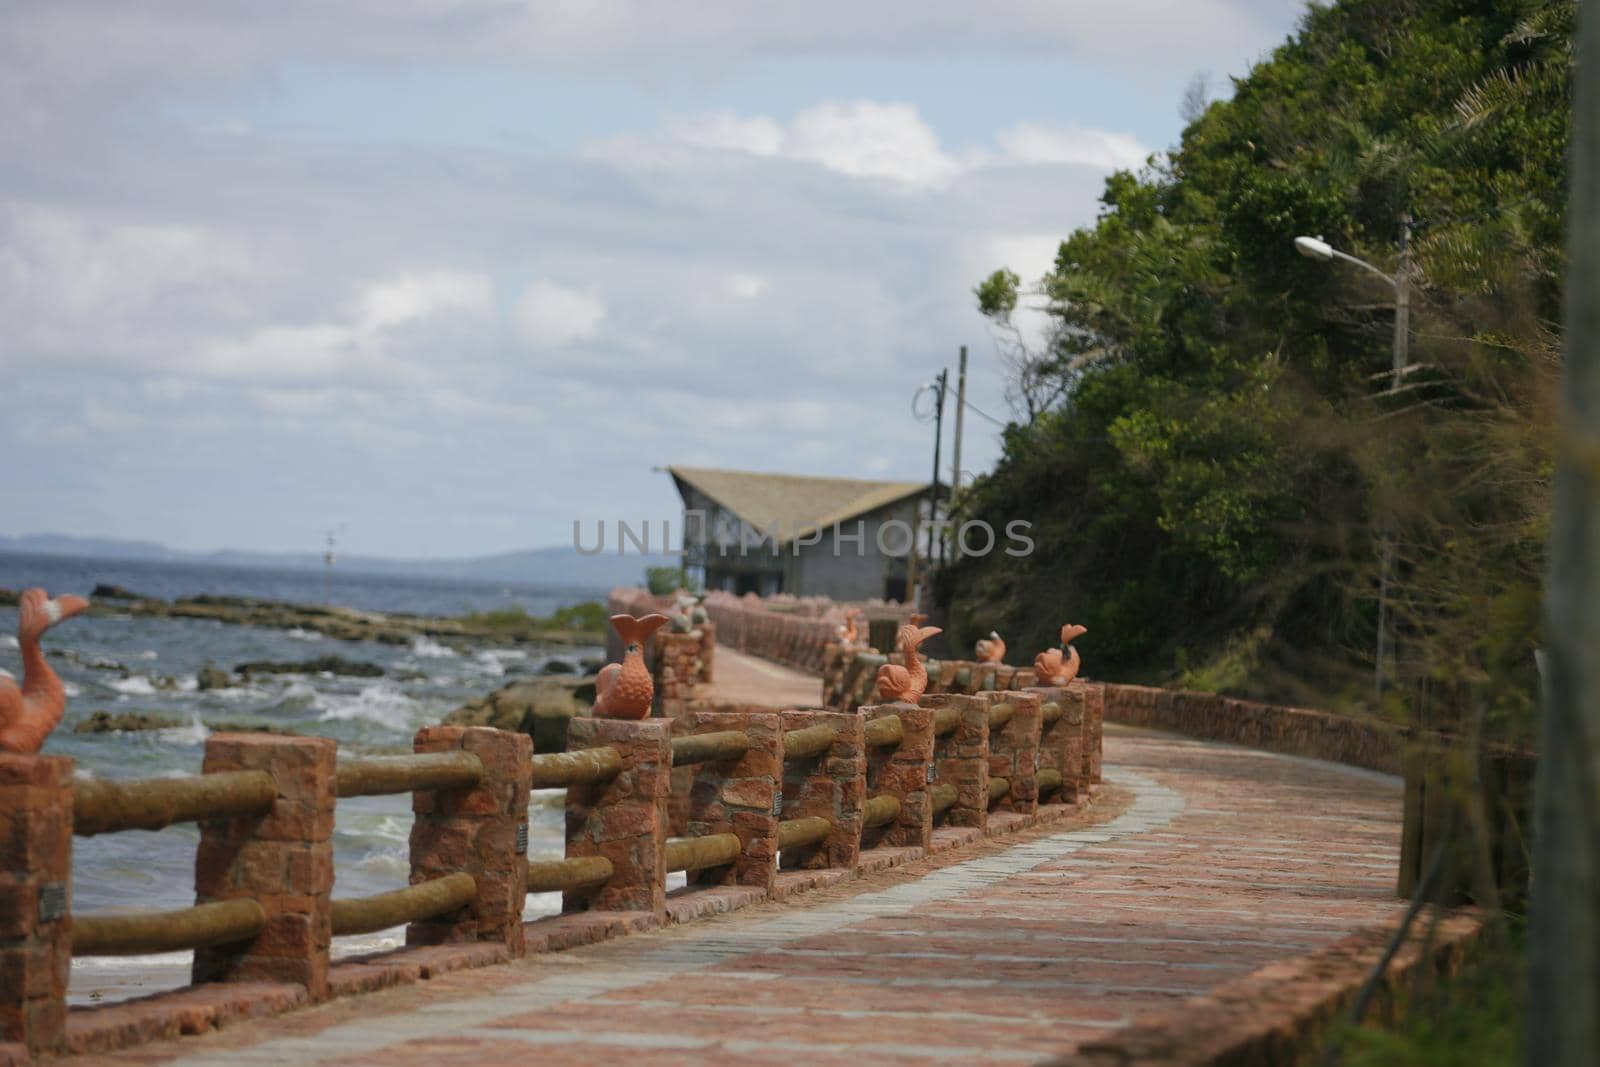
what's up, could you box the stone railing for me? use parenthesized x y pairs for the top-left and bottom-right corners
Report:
(1097, 683), (1404, 775)
(1, 688), (1103, 1060)
(698, 592), (911, 674)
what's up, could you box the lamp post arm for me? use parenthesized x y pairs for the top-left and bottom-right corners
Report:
(1328, 248), (1401, 294)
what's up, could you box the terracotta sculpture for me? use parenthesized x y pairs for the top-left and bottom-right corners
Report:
(974, 630), (1006, 664)
(592, 613), (671, 719)
(1034, 623), (1088, 687)
(835, 608), (862, 647)
(0, 589), (90, 753)
(875, 623), (941, 703)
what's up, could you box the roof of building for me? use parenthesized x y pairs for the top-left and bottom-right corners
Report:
(666, 465), (930, 546)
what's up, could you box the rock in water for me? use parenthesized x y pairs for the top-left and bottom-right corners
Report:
(235, 656), (385, 679)
(444, 676), (595, 753)
(197, 666), (235, 691)
(73, 710), (183, 734)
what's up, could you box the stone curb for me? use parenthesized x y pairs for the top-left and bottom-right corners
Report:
(1043, 908), (1487, 1067)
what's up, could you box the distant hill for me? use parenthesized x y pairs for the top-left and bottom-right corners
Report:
(0, 534), (674, 590)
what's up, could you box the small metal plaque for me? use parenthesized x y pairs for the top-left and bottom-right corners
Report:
(38, 882), (67, 924)
(926, 764), (936, 784)
(771, 790), (783, 817)
(1035, 751), (1042, 770)
(515, 823), (528, 856)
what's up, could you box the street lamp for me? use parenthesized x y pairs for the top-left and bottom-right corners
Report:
(1293, 223), (1412, 707)
(1293, 229), (1409, 389)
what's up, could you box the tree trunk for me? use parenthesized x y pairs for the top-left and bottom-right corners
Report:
(1529, 3), (1600, 1063)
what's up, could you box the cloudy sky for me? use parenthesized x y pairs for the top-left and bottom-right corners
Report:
(1, 1), (1306, 559)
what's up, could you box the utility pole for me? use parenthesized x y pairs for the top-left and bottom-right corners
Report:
(950, 347), (968, 559)
(1392, 213), (1411, 390)
(926, 368), (948, 571)
(1530, 2), (1600, 1063)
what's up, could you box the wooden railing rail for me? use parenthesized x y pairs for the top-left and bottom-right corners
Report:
(529, 746), (622, 788)
(336, 751), (482, 798)
(670, 730), (750, 766)
(72, 899), (268, 957)
(331, 873), (477, 937)
(73, 770), (276, 836)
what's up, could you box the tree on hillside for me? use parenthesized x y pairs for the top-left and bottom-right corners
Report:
(946, 0), (1570, 732)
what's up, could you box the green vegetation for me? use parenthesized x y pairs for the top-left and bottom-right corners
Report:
(1328, 924), (1524, 1066)
(457, 601), (607, 639)
(645, 565), (689, 596)
(946, 0), (1570, 743)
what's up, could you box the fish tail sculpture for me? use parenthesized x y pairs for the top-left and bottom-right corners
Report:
(875, 623), (941, 703)
(0, 589), (91, 753)
(592, 613), (671, 719)
(835, 608), (862, 647)
(974, 630), (1006, 664)
(1034, 623), (1088, 687)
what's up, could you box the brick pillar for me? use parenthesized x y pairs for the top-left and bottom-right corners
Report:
(0, 755), (71, 1058)
(408, 726), (531, 953)
(563, 718), (669, 918)
(779, 709), (864, 871)
(684, 711), (780, 890)
(1031, 686), (1085, 804)
(697, 621), (716, 684)
(981, 691), (1041, 815)
(1071, 680), (1105, 784)
(922, 693), (987, 828)
(862, 702), (933, 851)
(194, 734), (335, 998)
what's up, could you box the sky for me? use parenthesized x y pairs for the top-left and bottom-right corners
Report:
(1, 1), (1308, 559)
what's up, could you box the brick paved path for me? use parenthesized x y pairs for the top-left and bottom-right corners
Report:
(699, 647), (822, 708)
(84, 730), (1403, 1067)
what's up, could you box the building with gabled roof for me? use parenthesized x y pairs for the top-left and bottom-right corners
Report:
(665, 465), (931, 600)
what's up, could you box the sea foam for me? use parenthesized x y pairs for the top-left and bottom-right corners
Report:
(316, 682), (419, 732)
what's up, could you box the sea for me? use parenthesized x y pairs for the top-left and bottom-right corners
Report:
(0, 552), (609, 1005)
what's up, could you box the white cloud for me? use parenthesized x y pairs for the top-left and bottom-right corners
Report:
(0, 202), (259, 360)
(514, 280), (605, 348)
(785, 102), (961, 188)
(726, 273), (767, 300)
(358, 270), (492, 331)
(198, 269), (493, 380)
(995, 121), (1151, 172)
(671, 112), (785, 157)
(605, 102), (1147, 192)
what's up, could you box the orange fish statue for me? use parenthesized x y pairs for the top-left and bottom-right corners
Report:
(875, 623), (941, 703)
(974, 630), (1006, 664)
(1, 589), (90, 753)
(1034, 623), (1088, 687)
(835, 608), (862, 647)
(592, 613), (671, 719)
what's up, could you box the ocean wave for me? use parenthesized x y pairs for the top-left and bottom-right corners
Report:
(285, 628), (323, 642)
(0, 635), (17, 649)
(330, 931), (406, 960)
(109, 676), (158, 696)
(354, 846), (409, 876)
(316, 682), (419, 732)
(410, 637), (457, 659)
(156, 717), (211, 746)
(135, 650), (158, 660)
(64, 681), (82, 698)
(71, 950), (192, 972)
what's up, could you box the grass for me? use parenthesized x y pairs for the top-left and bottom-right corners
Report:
(1327, 920), (1522, 1067)
(457, 600), (607, 638)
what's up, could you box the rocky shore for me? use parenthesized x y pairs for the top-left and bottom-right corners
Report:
(0, 585), (605, 649)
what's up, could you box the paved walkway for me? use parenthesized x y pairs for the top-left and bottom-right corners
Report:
(82, 730), (1403, 1067)
(699, 648), (822, 708)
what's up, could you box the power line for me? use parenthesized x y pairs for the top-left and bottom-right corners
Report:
(961, 396), (1008, 428)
